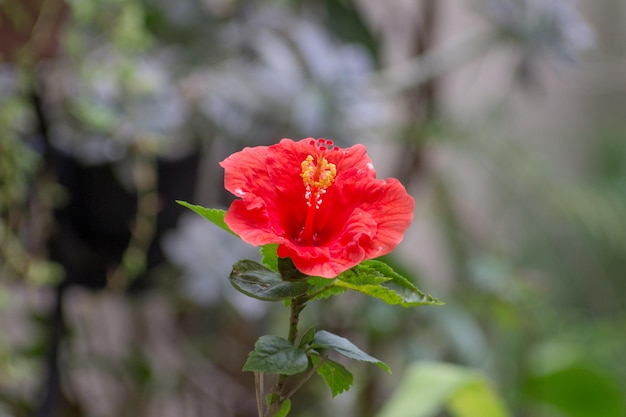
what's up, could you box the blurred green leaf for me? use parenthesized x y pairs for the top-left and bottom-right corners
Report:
(336, 260), (443, 307)
(113, 2), (151, 51)
(324, 0), (379, 63)
(69, 100), (117, 133)
(243, 336), (308, 375)
(311, 330), (390, 373)
(176, 201), (236, 236)
(448, 379), (510, 417)
(260, 244), (279, 272)
(312, 355), (353, 397)
(274, 398), (291, 417)
(67, 0), (97, 23)
(526, 360), (626, 417)
(229, 260), (309, 301)
(376, 362), (511, 417)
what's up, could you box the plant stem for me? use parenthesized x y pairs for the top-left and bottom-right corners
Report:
(255, 372), (264, 417)
(264, 295), (306, 417)
(283, 354), (328, 401)
(287, 296), (305, 344)
(276, 296), (304, 390)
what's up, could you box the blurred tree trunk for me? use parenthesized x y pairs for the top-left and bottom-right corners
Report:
(0, 0), (68, 66)
(358, 4), (442, 416)
(395, 0), (439, 187)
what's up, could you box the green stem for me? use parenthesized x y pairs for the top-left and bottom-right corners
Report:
(287, 296), (304, 344)
(277, 296), (305, 389)
(264, 295), (306, 417)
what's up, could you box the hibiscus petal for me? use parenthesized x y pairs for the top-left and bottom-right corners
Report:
(279, 209), (378, 278)
(225, 200), (284, 246)
(220, 144), (275, 206)
(266, 138), (311, 194)
(328, 144), (376, 181)
(351, 178), (415, 259)
(278, 243), (352, 279)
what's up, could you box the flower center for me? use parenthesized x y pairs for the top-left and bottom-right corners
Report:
(300, 155), (336, 208)
(298, 140), (337, 244)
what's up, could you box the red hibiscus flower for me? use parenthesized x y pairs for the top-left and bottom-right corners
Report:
(220, 138), (415, 278)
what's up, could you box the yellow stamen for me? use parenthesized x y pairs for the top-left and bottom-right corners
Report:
(300, 155), (336, 194)
(299, 154), (336, 244)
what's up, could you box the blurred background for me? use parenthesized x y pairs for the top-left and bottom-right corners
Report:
(1, 0), (625, 416)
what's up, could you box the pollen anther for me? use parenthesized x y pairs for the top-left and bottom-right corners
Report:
(298, 148), (338, 244)
(300, 155), (336, 195)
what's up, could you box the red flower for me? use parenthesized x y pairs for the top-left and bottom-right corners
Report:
(220, 138), (415, 278)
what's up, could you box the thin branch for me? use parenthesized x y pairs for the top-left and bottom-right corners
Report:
(255, 372), (264, 417)
(107, 145), (158, 290)
(283, 355), (329, 401)
(374, 29), (496, 94)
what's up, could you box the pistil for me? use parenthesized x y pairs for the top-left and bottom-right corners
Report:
(299, 147), (336, 244)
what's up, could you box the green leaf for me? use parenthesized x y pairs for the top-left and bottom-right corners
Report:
(307, 277), (347, 300)
(375, 362), (511, 417)
(336, 260), (443, 307)
(307, 277), (333, 287)
(526, 348), (626, 417)
(243, 336), (308, 375)
(265, 393), (278, 407)
(311, 330), (390, 373)
(274, 399), (291, 417)
(336, 266), (390, 286)
(448, 380), (510, 417)
(278, 257), (308, 281)
(298, 325), (317, 349)
(324, 0), (379, 63)
(312, 356), (354, 397)
(230, 260), (310, 301)
(70, 100), (117, 132)
(527, 366), (625, 417)
(260, 244), (279, 272)
(175, 201), (236, 236)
